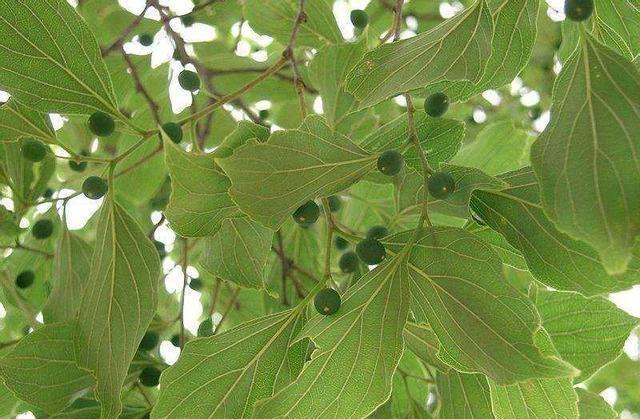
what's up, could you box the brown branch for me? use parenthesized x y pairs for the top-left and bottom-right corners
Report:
(283, 0), (308, 119)
(120, 47), (162, 125)
(147, 214), (166, 240)
(114, 143), (163, 178)
(102, 4), (150, 56)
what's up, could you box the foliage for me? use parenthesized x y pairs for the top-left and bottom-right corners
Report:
(0, 0), (638, 418)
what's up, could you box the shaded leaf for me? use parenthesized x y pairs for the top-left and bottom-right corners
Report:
(0, 100), (56, 143)
(576, 388), (617, 419)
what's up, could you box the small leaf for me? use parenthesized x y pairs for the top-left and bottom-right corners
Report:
(164, 138), (240, 237)
(73, 197), (160, 418)
(219, 116), (376, 230)
(200, 217), (273, 289)
(0, 323), (94, 414)
(0, 0), (118, 115)
(0, 100), (56, 143)
(530, 33), (640, 274)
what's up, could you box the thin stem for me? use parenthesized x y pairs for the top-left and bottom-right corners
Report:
(276, 231), (290, 306)
(320, 198), (335, 285)
(115, 143), (163, 178)
(1, 243), (54, 259)
(121, 47), (162, 125)
(102, 4), (150, 56)
(179, 238), (188, 349)
(283, 0), (308, 119)
(214, 287), (240, 334)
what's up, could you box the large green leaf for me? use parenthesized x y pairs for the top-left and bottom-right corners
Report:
(0, 100), (56, 143)
(244, 0), (342, 48)
(254, 253), (410, 418)
(345, 0), (493, 108)
(437, 370), (493, 418)
(73, 197), (160, 418)
(0, 0), (118, 115)
(164, 138), (240, 237)
(530, 32), (640, 275)
(200, 217), (273, 289)
(385, 228), (577, 384)
(43, 227), (93, 323)
(0, 323), (94, 414)
(536, 289), (639, 380)
(219, 116), (376, 230)
(470, 167), (640, 296)
(153, 311), (305, 418)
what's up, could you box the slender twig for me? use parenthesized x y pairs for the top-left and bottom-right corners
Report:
(148, 214), (166, 240)
(320, 199), (335, 285)
(207, 278), (222, 317)
(214, 287), (240, 334)
(271, 246), (320, 283)
(114, 143), (163, 177)
(121, 47), (162, 125)
(276, 231), (290, 306)
(0, 338), (20, 350)
(179, 238), (189, 349)
(102, 4), (150, 56)
(1, 243), (54, 259)
(380, 0), (404, 44)
(283, 0), (308, 119)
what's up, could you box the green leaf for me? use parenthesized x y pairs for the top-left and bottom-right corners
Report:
(452, 120), (534, 176)
(0, 323), (94, 414)
(164, 138), (240, 237)
(536, 289), (639, 380)
(73, 197), (160, 418)
(153, 311), (305, 418)
(244, 0), (342, 48)
(0, 142), (56, 204)
(403, 321), (450, 372)
(220, 120), (270, 152)
(467, 226), (528, 271)
(219, 116), (376, 230)
(0, 100), (56, 143)
(437, 371), (493, 418)
(385, 227), (577, 384)
(345, 0), (493, 108)
(200, 217), (273, 289)
(254, 254), (410, 418)
(470, 167), (640, 296)
(576, 388), (617, 419)
(530, 33), (640, 275)
(0, 0), (118, 115)
(42, 227), (93, 323)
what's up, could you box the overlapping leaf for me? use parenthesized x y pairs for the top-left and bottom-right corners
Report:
(576, 388), (617, 419)
(73, 197), (160, 418)
(219, 116), (376, 230)
(0, 100), (56, 143)
(530, 32), (640, 274)
(0, 0), (118, 115)
(437, 370), (493, 418)
(403, 321), (450, 372)
(154, 311), (305, 418)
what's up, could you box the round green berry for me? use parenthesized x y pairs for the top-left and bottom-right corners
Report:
(424, 92), (450, 117)
(189, 277), (203, 291)
(139, 331), (159, 351)
(42, 188), (54, 199)
(178, 70), (201, 92)
(356, 238), (386, 265)
(339, 251), (359, 273)
(82, 176), (108, 200)
(181, 15), (196, 27)
(350, 9), (369, 28)
(198, 318), (213, 337)
(327, 195), (341, 212)
(292, 201), (320, 226)
(367, 225), (389, 240)
(564, 0), (593, 21)
(32, 219), (54, 240)
(138, 33), (153, 46)
(161, 122), (183, 144)
(88, 111), (115, 137)
(377, 150), (403, 176)
(334, 236), (349, 251)
(153, 240), (167, 259)
(170, 334), (181, 347)
(16, 271), (35, 289)
(427, 172), (456, 200)
(314, 288), (341, 315)
(259, 109), (270, 120)
(528, 106), (542, 120)
(69, 160), (88, 172)
(139, 367), (161, 387)
(21, 138), (48, 162)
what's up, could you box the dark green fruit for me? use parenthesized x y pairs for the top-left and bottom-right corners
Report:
(139, 33), (153, 46)
(181, 15), (196, 27)
(42, 188), (54, 199)
(21, 138), (48, 162)
(528, 106), (542, 120)
(161, 122), (183, 144)
(334, 236), (349, 251)
(88, 111), (115, 137)
(314, 288), (341, 315)
(377, 150), (403, 176)
(356, 238), (386, 265)
(424, 92), (450, 117)
(189, 277), (203, 291)
(139, 331), (159, 351)
(339, 251), (359, 273)
(258, 109), (270, 120)
(69, 153), (88, 172)
(367, 225), (389, 240)
(292, 201), (320, 226)
(154, 240), (166, 259)
(198, 318), (214, 337)
(139, 367), (161, 387)
(178, 70), (201, 92)
(350, 9), (369, 28)
(32, 219), (53, 240)
(82, 176), (108, 200)
(170, 334), (180, 347)
(427, 172), (456, 200)
(564, 0), (593, 21)
(327, 195), (341, 212)
(16, 271), (35, 289)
